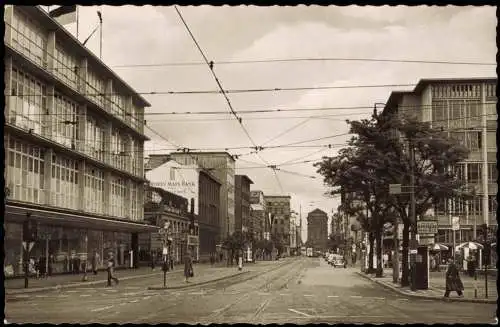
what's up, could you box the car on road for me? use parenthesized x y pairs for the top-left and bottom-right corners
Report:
(329, 254), (344, 267)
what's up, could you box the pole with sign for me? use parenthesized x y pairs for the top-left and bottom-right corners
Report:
(451, 217), (460, 263)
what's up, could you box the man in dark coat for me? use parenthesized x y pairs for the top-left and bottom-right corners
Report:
(444, 258), (464, 298)
(184, 250), (193, 283)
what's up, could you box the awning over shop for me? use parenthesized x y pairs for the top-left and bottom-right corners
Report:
(5, 203), (158, 233)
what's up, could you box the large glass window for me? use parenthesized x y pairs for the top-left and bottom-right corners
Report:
(110, 129), (128, 171)
(8, 67), (46, 135)
(11, 9), (47, 67)
(53, 44), (77, 89)
(86, 68), (105, 107)
(6, 137), (45, 204)
(84, 165), (105, 215)
(50, 154), (79, 210)
(51, 92), (78, 148)
(467, 163), (482, 184)
(84, 115), (105, 162)
(110, 175), (127, 218)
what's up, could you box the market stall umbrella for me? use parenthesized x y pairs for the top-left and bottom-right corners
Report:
(455, 241), (484, 251)
(429, 243), (449, 251)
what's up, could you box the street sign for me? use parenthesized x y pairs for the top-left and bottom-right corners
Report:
(417, 221), (438, 235)
(397, 224), (404, 240)
(187, 235), (199, 246)
(410, 249), (418, 254)
(389, 184), (402, 195)
(451, 216), (460, 231)
(22, 241), (34, 252)
(162, 247), (168, 255)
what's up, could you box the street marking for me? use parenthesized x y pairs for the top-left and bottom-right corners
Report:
(350, 295), (362, 298)
(91, 305), (114, 312)
(327, 295), (339, 298)
(188, 292), (206, 295)
(279, 293), (290, 296)
(129, 300), (139, 303)
(80, 294), (92, 297)
(35, 295), (47, 298)
(105, 289), (118, 292)
(288, 309), (312, 317)
(370, 297), (386, 300)
(303, 294), (314, 297)
(142, 296), (151, 300)
(14, 295), (29, 298)
(66, 290), (78, 293)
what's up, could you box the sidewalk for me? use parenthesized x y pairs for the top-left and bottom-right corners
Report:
(4, 263), (223, 294)
(356, 268), (496, 304)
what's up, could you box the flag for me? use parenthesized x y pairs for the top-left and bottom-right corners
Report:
(49, 5), (77, 25)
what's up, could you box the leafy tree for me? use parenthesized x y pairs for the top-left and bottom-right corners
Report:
(315, 113), (394, 277)
(374, 112), (469, 286)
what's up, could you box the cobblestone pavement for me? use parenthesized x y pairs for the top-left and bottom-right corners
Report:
(5, 257), (497, 324)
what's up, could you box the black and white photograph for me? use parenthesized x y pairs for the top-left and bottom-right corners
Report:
(3, 4), (497, 324)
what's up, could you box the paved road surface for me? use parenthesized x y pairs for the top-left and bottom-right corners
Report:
(6, 257), (497, 324)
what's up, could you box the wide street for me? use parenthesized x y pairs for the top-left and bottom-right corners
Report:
(6, 257), (496, 324)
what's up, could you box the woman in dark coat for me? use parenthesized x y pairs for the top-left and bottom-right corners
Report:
(444, 258), (464, 298)
(184, 250), (193, 283)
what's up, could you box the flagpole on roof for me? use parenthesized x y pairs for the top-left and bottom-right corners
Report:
(98, 10), (103, 60)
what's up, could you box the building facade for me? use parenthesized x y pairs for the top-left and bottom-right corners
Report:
(4, 6), (155, 277)
(382, 78), (497, 246)
(250, 190), (266, 240)
(197, 170), (221, 261)
(143, 186), (199, 263)
(307, 209), (328, 251)
(264, 195), (291, 255)
(234, 175), (253, 233)
(169, 152), (236, 240)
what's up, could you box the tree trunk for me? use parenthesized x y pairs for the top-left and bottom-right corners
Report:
(375, 227), (384, 277)
(400, 223), (410, 286)
(368, 232), (375, 273)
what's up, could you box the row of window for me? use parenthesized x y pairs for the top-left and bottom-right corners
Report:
(7, 7), (144, 134)
(5, 136), (144, 220)
(8, 65), (144, 177)
(451, 162), (497, 184)
(432, 100), (482, 129)
(435, 195), (497, 216)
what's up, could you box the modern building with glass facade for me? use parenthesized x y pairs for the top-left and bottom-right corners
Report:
(4, 6), (155, 277)
(382, 78), (497, 246)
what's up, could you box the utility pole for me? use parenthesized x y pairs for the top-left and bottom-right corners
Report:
(392, 216), (399, 284)
(409, 138), (417, 292)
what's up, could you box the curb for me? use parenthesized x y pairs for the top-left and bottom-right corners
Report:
(5, 270), (181, 295)
(147, 271), (250, 290)
(356, 272), (496, 304)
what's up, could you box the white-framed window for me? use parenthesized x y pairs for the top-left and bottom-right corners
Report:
(110, 175), (127, 218)
(9, 66), (47, 135)
(467, 163), (482, 184)
(110, 84), (126, 121)
(130, 182), (141, 221)
(11, 8), (48, 67)
(51, 92), (78, 148)
(86, 68), (105, 107)
(84, 165), (105, 215)
(110, 129), (127, 171)
(6, 137), (45, 204)
(84, 115), (105, 162)
(53, 43), (77, 89)
(50, 154), (79, 210)
(488, 163), (497, 183)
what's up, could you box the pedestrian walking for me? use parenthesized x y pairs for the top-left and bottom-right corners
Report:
(184, 250), (193, 283)
(107, 254), (119, 286)
(91, 250), (99, 275)
(444, 258), (464, 298)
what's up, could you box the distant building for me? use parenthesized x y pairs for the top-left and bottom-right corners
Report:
(382, 78), (497, 247)
(169, 152), (236, 240)
(143, 186), (199, 263)
(264, 195), (292, 256)
(307, 209), (328, 251)
(250, 190), (266, 240)
(234, 175), (254, 233)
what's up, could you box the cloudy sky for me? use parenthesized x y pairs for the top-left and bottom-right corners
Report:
(48, 5), (495, 240)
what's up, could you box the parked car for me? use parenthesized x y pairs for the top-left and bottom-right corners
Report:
(327, 253), (335, 265)
(331, 254), (344, 267)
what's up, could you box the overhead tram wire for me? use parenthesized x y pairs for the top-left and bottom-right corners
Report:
(109, 57), (496, 68)
(174, 5), (283, 194)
